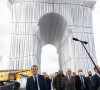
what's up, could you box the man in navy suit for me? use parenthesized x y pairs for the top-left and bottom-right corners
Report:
(92, 66), (100, 90)
(26, 65), (47, 90)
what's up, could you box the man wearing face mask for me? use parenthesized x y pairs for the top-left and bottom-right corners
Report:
(53, 69), (64, 90)
(75, 69), (87, 90)
(86, 71), (92, 90)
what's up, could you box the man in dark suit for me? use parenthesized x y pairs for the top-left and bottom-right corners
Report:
(62, 68), (75, 90)
(86, 71), (92, 90)
(75, 69), (87, 90)
(92, 66), (100, 90)
(26, 65), (47, 90)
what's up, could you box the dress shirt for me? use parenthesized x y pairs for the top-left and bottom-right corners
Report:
(33, 75), (40, 90)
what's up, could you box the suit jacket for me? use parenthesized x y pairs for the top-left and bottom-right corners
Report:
(86, 76), (92, 90)
(92, 74), (100, 90)
(75, 75), (87, 90)
(45, 78), (51, 90)
(26, 74), (47, 90)
(62, 76), (76, 90)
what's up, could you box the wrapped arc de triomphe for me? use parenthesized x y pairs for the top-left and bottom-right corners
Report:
(8, 0), (97, 74)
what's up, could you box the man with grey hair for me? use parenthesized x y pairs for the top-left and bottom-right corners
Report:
(62, 68), (75, 90)
(75, 69), (87, 90)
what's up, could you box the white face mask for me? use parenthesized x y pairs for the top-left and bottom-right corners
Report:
(79, 72), (83, 75)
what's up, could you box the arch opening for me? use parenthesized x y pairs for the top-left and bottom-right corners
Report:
(41, 44), (59, 74)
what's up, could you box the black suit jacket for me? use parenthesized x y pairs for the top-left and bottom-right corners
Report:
(75, 75), (87, 90)
(46, 78), (51, 90)
(86, 76), (92, 90)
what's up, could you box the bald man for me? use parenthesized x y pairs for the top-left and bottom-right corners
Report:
(53, 69), (64, 90)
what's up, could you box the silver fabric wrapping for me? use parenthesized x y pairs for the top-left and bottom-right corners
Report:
(8, 0), (97, 74)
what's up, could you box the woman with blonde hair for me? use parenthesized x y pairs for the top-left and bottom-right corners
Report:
(42, 72), (51, 90)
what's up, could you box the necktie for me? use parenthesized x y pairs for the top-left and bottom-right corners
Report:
(69, 76), (72, 85)
(34, 76), (38, 90)
(89, 76), (91, 81)
(80, 76), (85, 89)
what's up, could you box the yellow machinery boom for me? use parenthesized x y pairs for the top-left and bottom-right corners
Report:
(0, 69), (32, 81)
(0, 69), (33, 89)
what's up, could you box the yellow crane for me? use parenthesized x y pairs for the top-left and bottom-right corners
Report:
(0, 69), (33, 89)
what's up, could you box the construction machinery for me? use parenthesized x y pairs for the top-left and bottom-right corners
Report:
(0, 69), (33, 89)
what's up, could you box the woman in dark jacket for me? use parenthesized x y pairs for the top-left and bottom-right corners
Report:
(42, 72), (51, 90)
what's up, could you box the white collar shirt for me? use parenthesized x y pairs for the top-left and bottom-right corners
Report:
(67, 75), (71, 79)
(33, 74), (40, 90)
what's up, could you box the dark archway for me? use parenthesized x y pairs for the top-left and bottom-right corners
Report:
(38, 12), (68, 48)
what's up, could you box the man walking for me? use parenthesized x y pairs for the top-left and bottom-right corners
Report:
(92, 66), (100, 90)
(53, 69), (64, 90)
(26, 65), (47, 90)
(75, 69), (87, 90)
(86, 71), (92, 90)
(62, 69), (75, 90)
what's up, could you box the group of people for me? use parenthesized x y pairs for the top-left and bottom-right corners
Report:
(26, 65), (100, 90)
